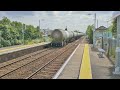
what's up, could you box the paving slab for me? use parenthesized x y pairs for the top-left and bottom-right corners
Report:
(90, 45), (120, 79)
(57, 44), (84, 79)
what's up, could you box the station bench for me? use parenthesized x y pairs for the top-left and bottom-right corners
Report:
(98, 48), (105, 58)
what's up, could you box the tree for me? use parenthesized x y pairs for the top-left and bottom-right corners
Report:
(0, 17), (11, 25)
(36, 26), (42, 38)
(111, 18), (117, 38)
(86, 25), (93, 44)
(0, 16), (44, 48)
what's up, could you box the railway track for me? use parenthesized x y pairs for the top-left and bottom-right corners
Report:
(0, 37), (83, 79)
(0, 48), (58, 78)
(0, 48), (50, 68)
(26, 40), (80, 79)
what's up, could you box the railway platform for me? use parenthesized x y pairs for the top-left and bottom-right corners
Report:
(90, 45), (120, 79)
(0, 42), (50, 55)
(0, 42), (50, 63)
(53, 39), (120, 79)
(53, 43), (84, 79)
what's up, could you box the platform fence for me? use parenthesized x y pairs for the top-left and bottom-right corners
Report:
(103, 37), (117, 62)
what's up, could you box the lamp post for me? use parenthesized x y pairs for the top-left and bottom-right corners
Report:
(22, 24), (26, 45)
(39, 19), (45, 33)
(0, 31), (1, 47)
(39, 20), (41, 31)
(39, 19), (45, 42)
(87, 13), (96, 48)
(97, 19), (98, 28)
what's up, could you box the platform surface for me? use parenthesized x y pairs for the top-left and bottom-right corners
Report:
(55, 42), (120, 79)
(90, 45), (120, 79)
(0, 42), (50, 55)
(79, 44), (92, 79)
(57, 44), (84, 79)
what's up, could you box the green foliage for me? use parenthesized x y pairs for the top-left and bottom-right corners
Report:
(0, 16), (43, 48)
(0, 17), (11, 25)
(111, 18), (117, 38)
(86, 25), (93, 44)
(109, 47), (116, 58)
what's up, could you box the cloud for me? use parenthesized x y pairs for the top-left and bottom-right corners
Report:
(45, 11), (54, 16)
(71, 11), (93, 15)
(95, 11), (114, 15)
(53, 11), (59, 16)
(67, 11), (73, 15)
(0, 11), (114, 33)
(0, 11), (7, 19)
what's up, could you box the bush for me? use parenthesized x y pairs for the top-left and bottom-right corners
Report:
(0, 44), (3, 48)
(0, 16), (44, 48)
(1, 39), (11, 47)
(10, 40), (15, 45)
(16, 40), (22, 45)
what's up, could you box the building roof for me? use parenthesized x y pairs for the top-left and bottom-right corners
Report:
(112, 11), (120, 19)
(95, 26), (107, 31)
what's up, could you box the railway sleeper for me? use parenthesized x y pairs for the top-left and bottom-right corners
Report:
(49, 63), (62, 66)
(43, 69), (60, 73)
(49, 64), (63, 67)
(44, 68), (59, 72)
(46, 65), (61, 68)
(51, 62), (64, 65)
(40, 71), (55, 74)
(0, 49), (48, 69)
(33, 72), (54, 77)
(32, 75), (52, 79)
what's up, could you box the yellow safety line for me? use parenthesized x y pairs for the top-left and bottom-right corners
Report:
(79, 44), (92, 79)
(0, 42), (49, 53)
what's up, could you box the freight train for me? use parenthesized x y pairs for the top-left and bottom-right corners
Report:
(51, 29), (84, 47)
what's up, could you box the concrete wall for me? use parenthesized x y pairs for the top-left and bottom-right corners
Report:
(0, 43), (50, 63)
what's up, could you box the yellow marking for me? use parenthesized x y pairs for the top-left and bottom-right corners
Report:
(0, 42), (49, 54)
(79, 44), (92, 79)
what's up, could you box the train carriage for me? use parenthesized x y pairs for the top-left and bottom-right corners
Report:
(51, 29), (84, 47)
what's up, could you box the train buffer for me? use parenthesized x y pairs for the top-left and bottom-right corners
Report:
(98, 48), (105, 58)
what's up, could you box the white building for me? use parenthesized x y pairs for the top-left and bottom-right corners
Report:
(41, 28), (53, 36)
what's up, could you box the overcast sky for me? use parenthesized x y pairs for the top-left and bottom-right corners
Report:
(0, 11), (114, 33)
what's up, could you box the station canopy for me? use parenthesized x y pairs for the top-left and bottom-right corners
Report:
(112, 11), (120, 19)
